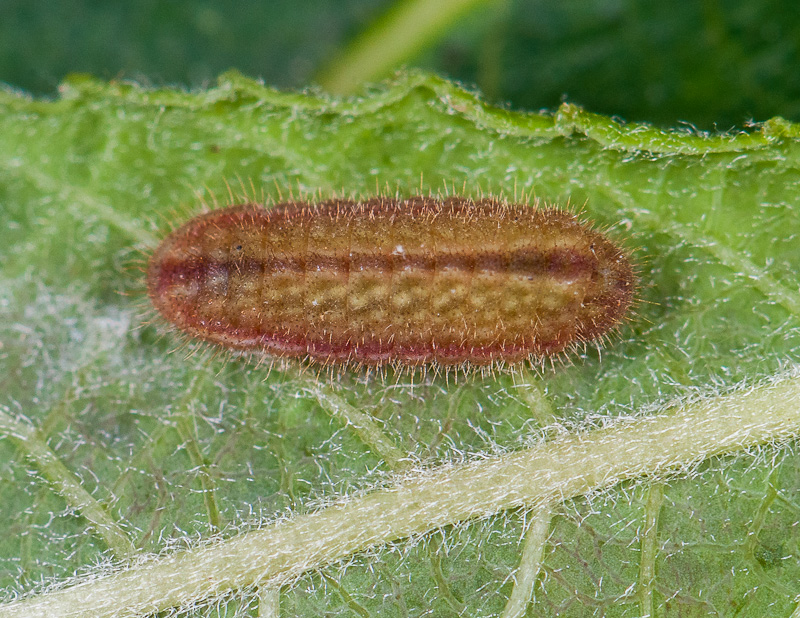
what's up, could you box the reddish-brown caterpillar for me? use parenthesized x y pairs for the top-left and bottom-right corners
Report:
(146, 196), (635, 369)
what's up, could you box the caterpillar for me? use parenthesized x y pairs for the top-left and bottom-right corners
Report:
(146, 196), (635, 369)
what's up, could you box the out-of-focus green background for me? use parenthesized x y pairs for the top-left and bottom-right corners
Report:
(3, 0), (800, 129)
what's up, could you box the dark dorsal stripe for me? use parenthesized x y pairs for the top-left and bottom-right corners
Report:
(155, 247), (596, 292)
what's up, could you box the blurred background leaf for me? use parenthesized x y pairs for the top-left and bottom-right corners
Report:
(3, 0), (800, 128)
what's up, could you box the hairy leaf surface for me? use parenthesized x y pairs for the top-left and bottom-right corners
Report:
(1, 70), (799, 617)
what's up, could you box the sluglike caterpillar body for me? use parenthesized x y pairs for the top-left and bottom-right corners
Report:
(146, 196), (635, 369)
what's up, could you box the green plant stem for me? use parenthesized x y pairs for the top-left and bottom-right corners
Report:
(316, 0), (491, 95)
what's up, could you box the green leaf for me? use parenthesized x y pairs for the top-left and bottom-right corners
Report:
(2, 69), (800, 617)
